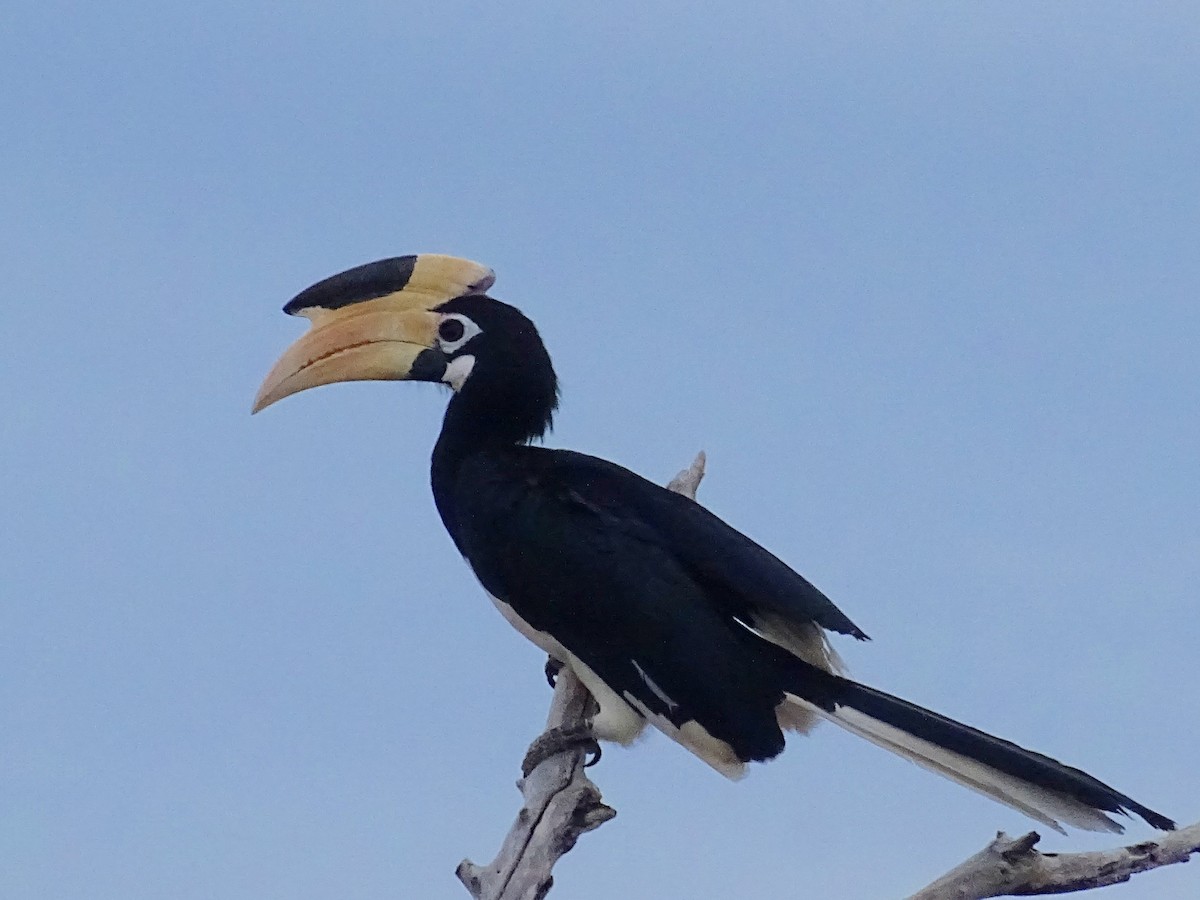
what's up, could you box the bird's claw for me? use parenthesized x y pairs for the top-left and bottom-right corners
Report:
(521, 723), (601, 777)
(583, 741), (602, 768)
(544, 656), (564, 688)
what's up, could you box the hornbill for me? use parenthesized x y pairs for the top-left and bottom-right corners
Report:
(253, 253), (1173, 835)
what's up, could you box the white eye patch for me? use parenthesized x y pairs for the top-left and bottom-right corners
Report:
(436, 313), (482, 354)
(442, 354), (476, 391)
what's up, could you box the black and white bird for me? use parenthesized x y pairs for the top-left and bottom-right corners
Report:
(254, 253), (1173, 835)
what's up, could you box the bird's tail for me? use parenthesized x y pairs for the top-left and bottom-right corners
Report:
(777, 658), (1174, 834)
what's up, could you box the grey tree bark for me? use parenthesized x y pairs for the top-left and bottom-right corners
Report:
(909, 823), (1200, 899)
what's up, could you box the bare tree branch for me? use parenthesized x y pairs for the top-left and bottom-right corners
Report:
(909, 821), (1200, 899)
(666, 449), (706, 496)
(456, 452), (707, 899)
(456, 667), (611, 900)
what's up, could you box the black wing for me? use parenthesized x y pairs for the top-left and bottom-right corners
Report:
(450, 447), (793, 763)
(517, 448), (868, 640)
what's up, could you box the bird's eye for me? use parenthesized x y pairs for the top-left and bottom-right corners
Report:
(439, 318), (466, 343)
(436, 313), (482, 351)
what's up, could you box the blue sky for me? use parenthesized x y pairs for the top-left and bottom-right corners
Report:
(3, 3), (1197, 898)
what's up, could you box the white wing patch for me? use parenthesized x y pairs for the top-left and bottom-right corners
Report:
(631, 659), (679, 711)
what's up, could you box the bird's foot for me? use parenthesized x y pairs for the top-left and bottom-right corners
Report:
(544, 656), (564, 688)
(521, 723), (602, 777)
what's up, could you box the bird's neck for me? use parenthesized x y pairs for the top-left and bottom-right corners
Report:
(429, 383), (554, 540)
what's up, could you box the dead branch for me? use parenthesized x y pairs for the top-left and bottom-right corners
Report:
(909, 821), (1200, 899)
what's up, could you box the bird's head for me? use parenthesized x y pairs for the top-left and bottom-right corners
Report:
(253, 254), (558, 441)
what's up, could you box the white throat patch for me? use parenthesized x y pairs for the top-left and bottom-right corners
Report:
(442, 355), (476, 392)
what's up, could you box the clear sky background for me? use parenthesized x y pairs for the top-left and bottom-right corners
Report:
(3, 4), (1197, 898)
